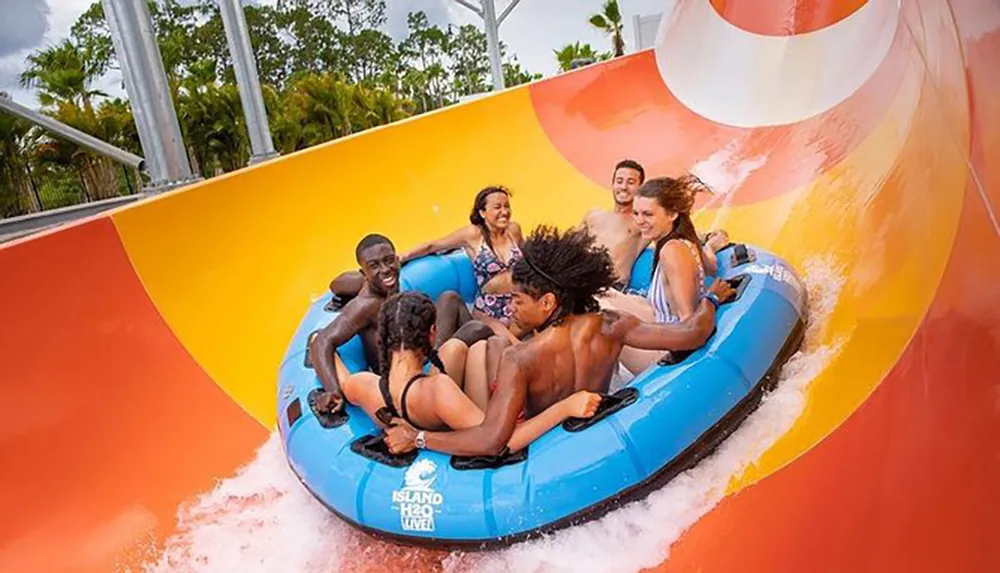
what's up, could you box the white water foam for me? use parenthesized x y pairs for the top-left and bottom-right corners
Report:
(689, 138), (768, 202)
(146, 256), (846, 573)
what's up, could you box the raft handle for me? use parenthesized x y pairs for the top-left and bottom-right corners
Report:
(350, 433), (418, 467)
(324, 295), (350, 313)
(307, 388), (350, 429)
(563, 387), (639, 432)
(657, 348), (695, 366)
(656, 325), (717, 366)
(451, 446), (529, 471)
(730, 244), (756, 267)
(726, 273), (752, 303)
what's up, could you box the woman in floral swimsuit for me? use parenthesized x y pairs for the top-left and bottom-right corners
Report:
(400, 186), (525, 340)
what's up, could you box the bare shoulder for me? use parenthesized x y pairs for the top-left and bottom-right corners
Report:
(500, 341), (537, 372)
(458, 223), (484, 248)
(660, 239), (697, 264)
(337, 294), (381, 323)
(425, 372), (461, 395)
(598, 308), (640, 338)
(510, 221), (525, 242)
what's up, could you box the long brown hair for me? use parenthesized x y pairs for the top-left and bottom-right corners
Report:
(469, 186), (511, 254)
(637, 174), (711, 277)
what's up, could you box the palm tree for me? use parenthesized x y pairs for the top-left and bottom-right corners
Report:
(20, 40), (107, 115)
(554, 42), (610, 72)
(0, 99), (40, 216)
(589, 0), (625, 58)
(19, 40), (125, 201)
(368, 87), (413, 126)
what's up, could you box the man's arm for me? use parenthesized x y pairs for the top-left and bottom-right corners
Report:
(608, 279), (735, 351)
(384, 346), (530, 456)
(329, 271), (364, 297)
(309, 299), (377, 411)
(399, 225), (476, 264)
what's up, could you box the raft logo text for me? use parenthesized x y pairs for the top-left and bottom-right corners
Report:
(392, 459), (444, 532)
(744, 262), (804, 295)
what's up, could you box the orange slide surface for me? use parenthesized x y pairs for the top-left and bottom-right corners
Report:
(1, 0), (998, 571)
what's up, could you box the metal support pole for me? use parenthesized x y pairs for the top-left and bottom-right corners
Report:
(102, 0), (199, 192)
(217, 0), (278, 165)
(481, 0), (505, 91)
(104, 0), (160, 178)
(0, 94), (145, 170)
(497, 0), (521, 24)
(455, 1), (524, 92)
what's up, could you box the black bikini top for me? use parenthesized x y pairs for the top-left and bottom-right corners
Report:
(378, 372), (431, 431)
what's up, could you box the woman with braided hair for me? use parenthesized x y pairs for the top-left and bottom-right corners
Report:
(336, 291), (602, 452)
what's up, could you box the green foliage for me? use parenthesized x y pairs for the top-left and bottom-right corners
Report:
(504, 57), (543, 87)
(0, 95), (38, 217)
(554, 42), (611, 72)
(589, 0), (626, 58)
(2, 0), (552, 219)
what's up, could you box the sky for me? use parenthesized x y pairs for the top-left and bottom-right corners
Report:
(0, 0), (665, 108)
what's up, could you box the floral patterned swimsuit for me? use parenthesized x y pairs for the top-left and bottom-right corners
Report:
(472, 241), (522, 326)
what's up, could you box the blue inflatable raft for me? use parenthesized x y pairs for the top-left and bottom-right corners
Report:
(277, 243), (807, 549)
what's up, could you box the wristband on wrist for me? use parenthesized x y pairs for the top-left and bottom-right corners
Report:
(702, 291), (721, 310)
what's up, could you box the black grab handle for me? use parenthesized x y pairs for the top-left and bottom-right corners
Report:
(350, 433), (418, 468)
(726, 273), (752, 303)
(657, 348), (696, 366)
(451, 447), (529, 471)
(730, 244), (756, 267)
(562, 387), (639, 432)
(307, 388), (349, 429)
(324, 294), (351, 313)
(657, 324), (719, 366)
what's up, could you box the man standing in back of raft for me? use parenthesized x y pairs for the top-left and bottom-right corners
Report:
(581, 159), (651, 289)
(583, 159), (731, 290)
(383, 225), (735, 456)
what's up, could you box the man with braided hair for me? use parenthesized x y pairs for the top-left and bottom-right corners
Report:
(384, 225), (735, 456)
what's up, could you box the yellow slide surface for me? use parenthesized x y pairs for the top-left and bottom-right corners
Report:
(1, 0), (998, 571)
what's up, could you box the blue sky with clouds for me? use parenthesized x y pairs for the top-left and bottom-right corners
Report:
(0, 0), (665, 108)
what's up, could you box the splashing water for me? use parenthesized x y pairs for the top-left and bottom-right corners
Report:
(146, 257), (846, 573)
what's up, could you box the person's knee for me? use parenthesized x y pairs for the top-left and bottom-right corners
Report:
(451, 320), (493, 346)
(486, 334), (512, 357)
(436, 290), (464, 309)
(439, 337), (469, 354)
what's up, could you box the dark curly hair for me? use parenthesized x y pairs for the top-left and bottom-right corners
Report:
(355, 233), (394, 263)
(469, 185), (511, 253)
(614, 159), (645, 183)
(637, 174), (711, 278)
(376, 292), (446, 376)
(512, 225), (617, 320)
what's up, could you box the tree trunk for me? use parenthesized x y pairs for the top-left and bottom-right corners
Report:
(8, 166), (39, 214)
(79, 156), (120, 201)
